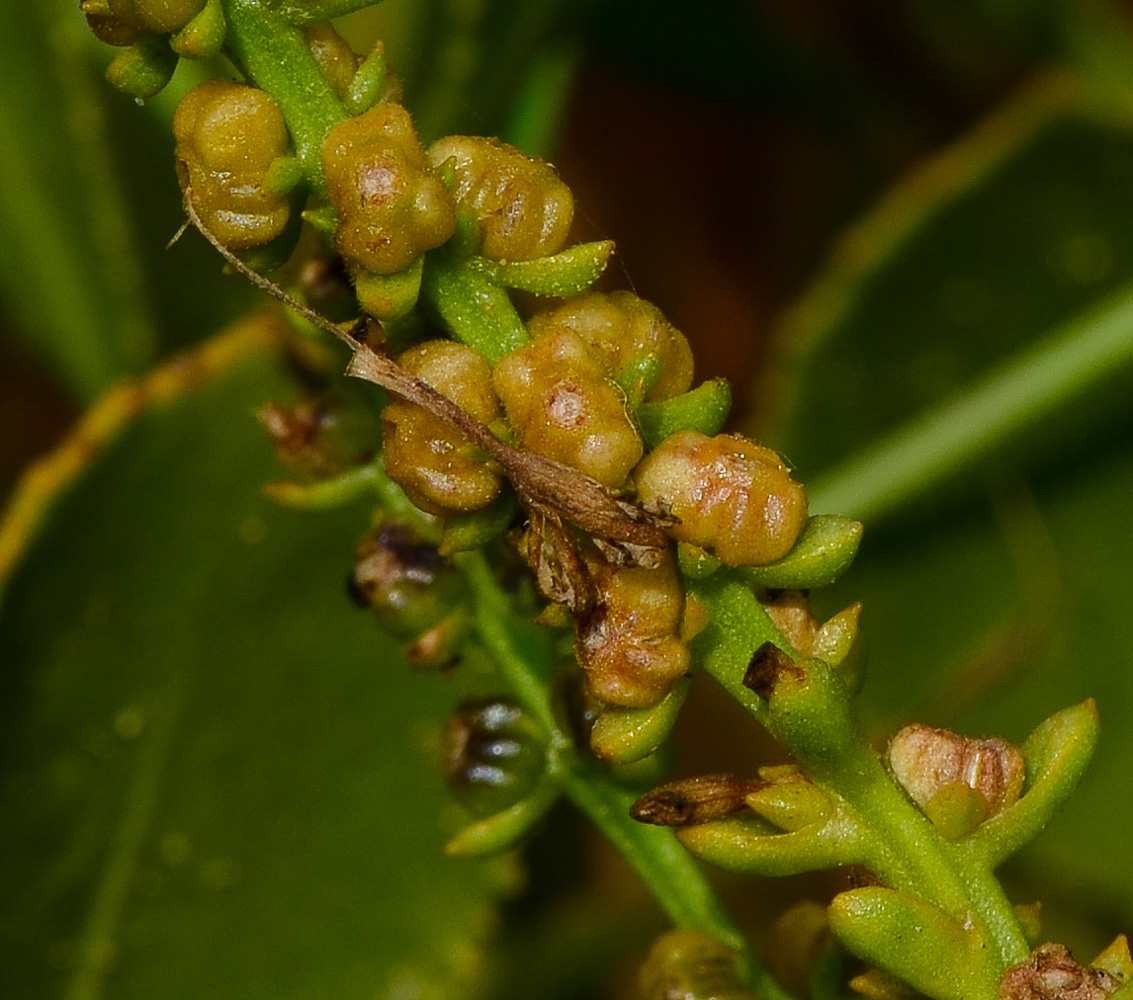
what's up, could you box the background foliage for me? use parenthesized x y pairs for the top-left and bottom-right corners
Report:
(3, 1), (1133, 997)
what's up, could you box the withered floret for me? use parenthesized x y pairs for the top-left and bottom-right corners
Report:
(575, 546), (690, 708)
(493, 330), (643, 490)
(382, 340), (505, 516)
(888, 724), (1025, 825)
(426, 135), (573, 261)
(323, 103), (456, 275)
(173, 79), (293, 252)
(634, 430), (808, 566)
(527, 291), (694, 402)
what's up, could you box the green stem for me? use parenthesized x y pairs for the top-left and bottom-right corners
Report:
(808, 278), (1133, 522)
(456, 551), (793, 997)
(221, 0), (348, 195)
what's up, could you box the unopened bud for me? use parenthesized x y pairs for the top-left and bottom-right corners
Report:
(998, 943), (1120, 1000)
(634, 431), (808, 566)
(638, 930), (756, 1000)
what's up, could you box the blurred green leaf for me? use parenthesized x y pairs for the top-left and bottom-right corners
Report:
(766, 77), (1133, 942)
(0, 325), (513, 998)
(0, 0), (155, 398)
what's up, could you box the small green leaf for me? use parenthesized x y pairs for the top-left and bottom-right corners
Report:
(737, 514), (863, 590)
(829, 888), (1001, 1000)
(637, 379), (732, 450)
(677, 810), (866, 877)
(965, 700), (1099, 869)
(589, 678), (692, 766)
(465, 241), (615, 297)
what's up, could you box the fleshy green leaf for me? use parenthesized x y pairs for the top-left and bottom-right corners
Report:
(0, 321), (512, 998)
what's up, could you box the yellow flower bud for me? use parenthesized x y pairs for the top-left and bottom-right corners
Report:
(634, 430), (808, 566)
(427, 135), (573, 261)
(382, 340), (505, 516)
(323, 103), (456, 275)
(575, 546), (690, 708)
(173, 80), (292, 252)
(527, 291), (694, 401)
(107, 0), (204, 34)
(493, 330), (643, 489)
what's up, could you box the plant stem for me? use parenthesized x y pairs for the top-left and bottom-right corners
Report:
(221, 0), (347, 194)
(808, 278), (1133, 522)
(457, 550), (793, 997)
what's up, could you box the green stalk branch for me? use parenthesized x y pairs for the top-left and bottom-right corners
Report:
(222, 0), (347, 193)
(809, 278), (1133, 522)
(456, 551), (794, 997)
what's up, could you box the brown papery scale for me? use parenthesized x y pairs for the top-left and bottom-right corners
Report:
(426, 135), (573, 261)
(573, 544), (690, 708)
(494, 329), (643, 491)
(998, 944), (1120, 1000)
(322, 103), (456, 275)
(634, 430), (808, 566)
(382, 340), (505, 516)
(173, 81), (293, 252)
(527, 291), (694, 402)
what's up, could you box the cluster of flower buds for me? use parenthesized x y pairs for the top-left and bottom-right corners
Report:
(81, 0), (226, 97)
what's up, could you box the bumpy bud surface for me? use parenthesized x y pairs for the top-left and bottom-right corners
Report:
(635, 430), (808, 566)
(527, 291), (694, 402)
(998, 943), (1120, 1000)
(638, 930), (757, 1000)
(493, 330), (643, 489)
(382, 340), (505, 516)
(81, 2), (146, 46)
(442, 698), (546, 817)
(173, 80), (292, 251)
(575, 546), (690, 708)
(323, 103), (456, 275)
(426, 135), (573, 261)
(107, 0), (205, 34)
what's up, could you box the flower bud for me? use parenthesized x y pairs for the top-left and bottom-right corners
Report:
(888, 724), (1025, 838)
(442, 697), (546, 818)
(106, 0), (205, 34)
(382, 340), (506, 516)
(527, 291), (694, 402)
(173, 80), (293, 252)
(638, 930), (757, 1000)
(426, 135), (573, 260)
(634, 430), (808, 566)
(323, 103), (456, 276)
(574, 546), (690, 708)
(493, 329), (643, 489)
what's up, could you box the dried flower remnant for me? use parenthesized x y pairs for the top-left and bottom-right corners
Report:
(635, 430), (808, 566)
(998, 944), (1120, 1000)
(382, 340), (505, 515)
(631, 774), (763, 827)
